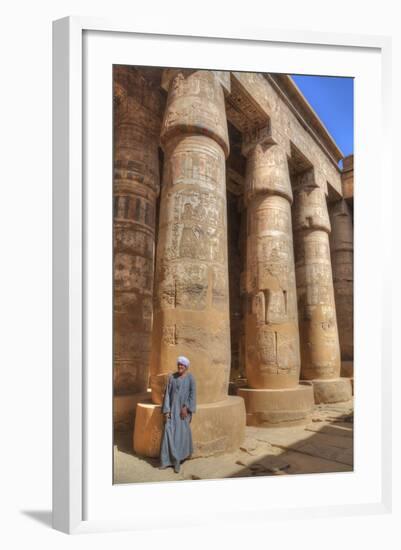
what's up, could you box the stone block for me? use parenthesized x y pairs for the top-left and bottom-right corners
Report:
(237, 383), (314, 427)
(133, 396), (246, 458)
(309, 377), (353, 404)
(113, 391), (150, 431)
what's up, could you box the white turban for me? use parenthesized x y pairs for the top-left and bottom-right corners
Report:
(177, 355), (190, 369)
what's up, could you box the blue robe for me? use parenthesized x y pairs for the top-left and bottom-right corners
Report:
(160, 372), (196, 469)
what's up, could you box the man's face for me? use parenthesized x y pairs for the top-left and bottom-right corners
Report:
(177, 362), (186, 376)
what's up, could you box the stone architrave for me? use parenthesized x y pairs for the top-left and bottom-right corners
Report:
(292, 170), (352, 404)
(329, 198), (353, 380)
(237, 134), (314, 427)
(113, 66), (163, 430)
(134, 69), (246, 457)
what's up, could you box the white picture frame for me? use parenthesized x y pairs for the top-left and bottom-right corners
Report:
(52, 16), (393, 534)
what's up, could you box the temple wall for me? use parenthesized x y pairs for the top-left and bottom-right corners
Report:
(232, 72), (343, 196)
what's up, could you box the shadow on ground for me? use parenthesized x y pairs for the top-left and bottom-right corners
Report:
(113, 401), (353, 484)
(114, 430), (160, 469)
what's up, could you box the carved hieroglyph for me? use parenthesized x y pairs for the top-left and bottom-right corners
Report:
(242, 140), (301, 389)
(113, 66), (163, 395)
(150, 69), (232, 404)
(292, 170), (341, 380)
(329, 199), (353, 362)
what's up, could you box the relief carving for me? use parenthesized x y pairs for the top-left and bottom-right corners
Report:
(265, 289), (287, 324)
(257, 329), (277, 366)
(212, 266), (228, 308)
(276, 332), (298, 374)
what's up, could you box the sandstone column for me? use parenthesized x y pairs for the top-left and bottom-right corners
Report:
(238, 199), (248, 384)
(292, 170), (352, 404)
(113, 66), (163, 430)
(329, 198), (353, 380)
(237, 135), (314, 426)
(134, 69), (245, 457)
(227, 190), (242, 383)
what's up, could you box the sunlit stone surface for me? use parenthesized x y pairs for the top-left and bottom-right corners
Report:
(113, 68), (353, 453)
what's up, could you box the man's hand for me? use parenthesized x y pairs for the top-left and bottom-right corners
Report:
(180, 405), (188, 419)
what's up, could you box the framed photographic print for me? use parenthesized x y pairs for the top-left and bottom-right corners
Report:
(52, 17), (392, 534)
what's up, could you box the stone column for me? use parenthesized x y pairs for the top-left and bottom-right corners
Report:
(227, 190), (242, 383)
(113, 66), (163, 430)
(292, 170), (352, 404)
(237, 135), (314, 427)
(228, 195), (248, 395)
(134, 69), (245, 457)
(238, 198), (248, 384)
(329, 199), (353, 380)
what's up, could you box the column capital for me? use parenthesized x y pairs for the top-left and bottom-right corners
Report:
(113, 65), (164, 138)
(161, 68), (192, 91)
(244, 142), (293, 205)
(329, 199), (353, 253)
(241, 124), (274, 157)
(113, 67), (162, 199)
(292, 168), (331, 233)
(160, 69), (230, 157)
(330, 197), (351, 217)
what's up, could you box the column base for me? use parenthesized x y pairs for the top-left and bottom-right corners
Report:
(133, 396), (246, 458)
(113, 391), (150, 432)
(341, 360), (354, 378)
(306, 377), (353, 404)
(237, 383), (314, 428)
(228, 377), (248, 396)
(342, 377), (354, 395)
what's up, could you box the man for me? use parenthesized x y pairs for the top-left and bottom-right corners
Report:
(159, 355), (196, 473)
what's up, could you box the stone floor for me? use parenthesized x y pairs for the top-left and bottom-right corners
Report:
(113, 400), (353, 484)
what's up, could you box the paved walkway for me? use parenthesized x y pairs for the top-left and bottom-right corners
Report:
(114, 400), (353, 484)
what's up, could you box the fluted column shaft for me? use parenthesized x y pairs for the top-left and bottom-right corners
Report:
(113, 66), (163, 395)
(293, 171), (341, 381)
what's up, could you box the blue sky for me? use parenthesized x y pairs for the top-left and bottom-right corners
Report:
(290, 75), (354, 162)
